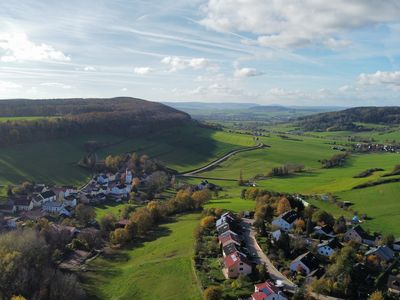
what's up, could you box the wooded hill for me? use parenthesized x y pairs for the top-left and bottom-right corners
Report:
(0, 97), (191, 147)
(296, 106), (400, 131)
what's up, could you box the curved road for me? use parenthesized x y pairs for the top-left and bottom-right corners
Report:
(179, 143), (267, 177)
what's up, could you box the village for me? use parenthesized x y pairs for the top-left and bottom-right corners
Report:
(195, 190), (400, 300)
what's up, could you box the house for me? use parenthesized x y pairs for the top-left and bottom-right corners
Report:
(42, 201), (70, 216)
(97, 174), (109, 184)
(125, 170), (133, 184)
(37, 190), (57, 204)
(217, 223), (237, 236)
(365, 246), (395, 262)
(223, 251), (252, 278)
(317, 238), (342, 257)
(387, 275), (400, 296)
(63, 194), (77, 208)
(218, 232), (241, 247)
(110, 183), (131, 195)
(314, 224), (335, 238)
(271, 210), (298, 231)
(290, 252), (319, 275)
(252, 281), (287, 300)
(222, 242), (246, 257)
(0, 201), (15, 214)
(216, 212), (236, 229)
(271, 229), (283, 241)
(344, 225), (376, 245)
(12, 196), (33, 212)
(115, 219), (130, 228)
(4, 216), (19, 229)
(50, 223), (79, 238)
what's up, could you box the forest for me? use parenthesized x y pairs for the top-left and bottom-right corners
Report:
(0, 98), (191, 147)
(296, 107), (400, 131)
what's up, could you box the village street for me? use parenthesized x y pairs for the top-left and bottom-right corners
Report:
(241, 218), (297, 292)
(241, 218), (344, 300)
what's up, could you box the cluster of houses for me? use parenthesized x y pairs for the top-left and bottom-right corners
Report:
(0, 169), (138, 230)
(216, 212), (253, 279)
(270, 210), (400, 295)
(353, 143), (400, 153)
(80, 169), (133, 203)
(216, 212), (288, 300)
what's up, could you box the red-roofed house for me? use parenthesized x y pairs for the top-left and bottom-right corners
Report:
(218, 232), (240, 247)
(252, 281), (287, 300)
(223, 252), (252, 278)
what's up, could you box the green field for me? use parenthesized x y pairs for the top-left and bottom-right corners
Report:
(0, 124), (254, 196)
(83, 214), (202, 300)
(0, 116), (54, 122)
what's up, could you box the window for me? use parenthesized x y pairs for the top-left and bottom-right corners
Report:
(239, 268), (243, 271)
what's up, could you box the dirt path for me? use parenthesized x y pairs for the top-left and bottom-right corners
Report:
(179, 143), (267, 177)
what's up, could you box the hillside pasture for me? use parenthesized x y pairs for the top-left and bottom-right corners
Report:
(83, 213), (201, 300)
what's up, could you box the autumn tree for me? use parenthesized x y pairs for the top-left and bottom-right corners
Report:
(130, 207), (153, 236)
(99, 213), (117, 233)
(277, 197), (291, 215)
(192, 189), (212, 209)
(110, 228), (129, 246)
(204, 286), (223, 300)
(294, 218), (305, 234)
(75, 204), (96, 226)
(368, 291), (384, 300)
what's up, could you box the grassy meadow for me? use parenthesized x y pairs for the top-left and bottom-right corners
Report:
(83, 213), (202, 300)
(0, 124), (254, 197)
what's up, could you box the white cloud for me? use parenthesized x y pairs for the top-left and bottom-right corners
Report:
(0, 80), (21, 92)
(121, 87), (128, 92)
(133, 67), (153, 75)
(200, 0), (400, 49)
(161, 56), (210, 72)
(323, 38), (352, 50)
(40, 82), (72, 89)
(83, 66), (96, 71)
(0, 30), (70, 62)
(358, 71), (400, 88)
(234, 67), (263, 78)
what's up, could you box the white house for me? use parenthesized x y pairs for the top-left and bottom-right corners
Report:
(42, 201), (70, 216)
(223, 252), (252, 279)
(252, 281), (287, 300)
(272, 211), (298, 231)
(111, 184), (131, 195)
(97, 174), (109, 184)
(272, 229), (283, 241)
(125, 170), (133, 184)
(13, 196), (34, 212)
(63, 195), (77, 208)
(344, 225), (376, 246)
(290, 252), (319, 275)
(317, 238), (342, 257)
(393, 240), (400, 252)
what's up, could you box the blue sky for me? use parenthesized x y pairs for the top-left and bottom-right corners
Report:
(0, 0), (399, 106)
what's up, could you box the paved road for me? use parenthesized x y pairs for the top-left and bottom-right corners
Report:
(179, 143), (266, 177)
(242, 218), (344, 300)
(241, 218), (297, 292)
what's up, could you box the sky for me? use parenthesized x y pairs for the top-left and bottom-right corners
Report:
(0, 0), (400, 106)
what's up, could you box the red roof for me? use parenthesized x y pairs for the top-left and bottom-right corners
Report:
(218, 232), (240, 245)
(252, 292), (266, 300)
(224, 251), (250, 269)
(255, 281), (279, 295)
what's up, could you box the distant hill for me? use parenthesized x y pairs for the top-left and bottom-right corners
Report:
(296, 106), (400, 131)
(0, 97), (191, 147)
(163, 102), (260, 111)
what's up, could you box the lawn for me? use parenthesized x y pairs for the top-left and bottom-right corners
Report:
(94, 202), (136, 221)
(82, 213), (202, 300)
(0, 116), (55, 122)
